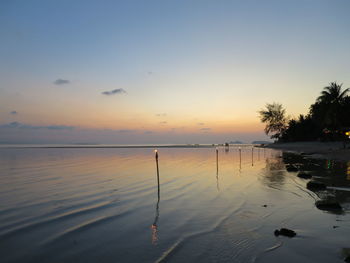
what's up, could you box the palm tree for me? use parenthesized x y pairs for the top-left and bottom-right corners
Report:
(314, 82), (349, 131)
(317, 82), (349, 104)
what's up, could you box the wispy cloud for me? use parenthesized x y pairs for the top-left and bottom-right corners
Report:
(46, 125), (75, 130)
(0, 122), (74, 130)
(200, 127), (211, 131)
(10, 111), (18, 115)
(102, 88), (127, 96)
(0, 122), (21, 128)
(171, 126), (185, 131)
(197, 122), (205, 126)
(155, 113), (167, 117)
(116, 129), (134, 133)
(53, 79), (70, 85)
(159, 121), (167, 124)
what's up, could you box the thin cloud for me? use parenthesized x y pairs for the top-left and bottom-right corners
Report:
(0, 122), (21, 128)
(53, 79), (70, 85)
(10, 111), (18, 115)
(46, 125), (75, 130)
(0, 122), (74, 130)
(102, 89), (127, 96)
(155, 113), (167, 117)
(116, 129), (134, 133)
(159, 121), (167, 124)
(200, 127), (211, 131)
(197, 122), (205, 126)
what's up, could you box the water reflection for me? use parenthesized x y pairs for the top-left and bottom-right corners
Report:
(224, 145), (229, 154)
(1, 147), (349, 263)
(151, 194), (160, 245)
(261, 156), (286, 187)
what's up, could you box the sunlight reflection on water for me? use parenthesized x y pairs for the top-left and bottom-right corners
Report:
(0, 147), (349, 263)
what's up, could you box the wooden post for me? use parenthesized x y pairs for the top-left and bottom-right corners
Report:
(155, 150), (160, 198)
(239, 147), (241, 170)
(216, 147), (219, 174)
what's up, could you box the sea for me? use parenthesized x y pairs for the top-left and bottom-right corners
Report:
(0, 145), (349, 262)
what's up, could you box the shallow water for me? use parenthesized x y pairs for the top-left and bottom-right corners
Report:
(0, 147), (349, 263)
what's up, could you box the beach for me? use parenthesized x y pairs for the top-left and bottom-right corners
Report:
(267, 141), (350, 161)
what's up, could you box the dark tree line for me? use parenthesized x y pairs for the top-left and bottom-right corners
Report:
(259, 82), (350, 142)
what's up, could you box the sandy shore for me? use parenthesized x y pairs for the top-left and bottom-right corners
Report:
(266, 141), (350, 161)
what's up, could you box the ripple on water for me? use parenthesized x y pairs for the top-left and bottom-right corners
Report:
(0, 147), (349, 263)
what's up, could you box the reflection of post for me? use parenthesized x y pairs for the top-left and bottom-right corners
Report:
(251, 147), (254, 166)
(152, 149), (160, 245)
(239, 147), (242, 171)
(151, 195), (160, 245)
(258, 148), (260, 161)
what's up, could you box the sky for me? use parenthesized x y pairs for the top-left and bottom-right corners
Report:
(1, 0), (350, 144)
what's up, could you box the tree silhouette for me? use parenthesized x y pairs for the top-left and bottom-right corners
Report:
(311, 82), (349, 131)
(259, 103), (288, 140)
(317, 82), (349, 104)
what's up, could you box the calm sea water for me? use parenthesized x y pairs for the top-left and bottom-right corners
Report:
(0, 146), (349, 263)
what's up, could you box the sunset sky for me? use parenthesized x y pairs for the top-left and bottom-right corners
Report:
(1, 0), (350, 144)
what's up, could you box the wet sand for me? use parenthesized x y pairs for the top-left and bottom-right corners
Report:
(267, 141), (350, 161)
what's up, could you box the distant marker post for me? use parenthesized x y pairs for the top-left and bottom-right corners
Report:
(216, 147), (219, 174)
(239, 147), (242, 170)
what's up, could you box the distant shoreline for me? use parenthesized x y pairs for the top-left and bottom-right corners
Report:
(266, 141), (350, 161)
(0, 143), (257, 149)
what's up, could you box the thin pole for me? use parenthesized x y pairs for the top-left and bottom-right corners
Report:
(216, 147), (219, 174)
(239, 147), (241, 171)
(152, 149), (161, 245)
(216, 147), (219, 191)
(155, 150), (160, 198)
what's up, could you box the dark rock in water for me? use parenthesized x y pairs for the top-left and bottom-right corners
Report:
(286, 165), (298, 172)
(297, 172), (312, 179)
(342, 248), (350, 262)
(333, 226), (339, 229)
(262, 204), (267, 207)
(307, 181), (327, 191)
(316, 200), (342, 211)
(274, 228), (296, 237)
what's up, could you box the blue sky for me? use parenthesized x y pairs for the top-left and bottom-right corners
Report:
(1, 0), (350, 144)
